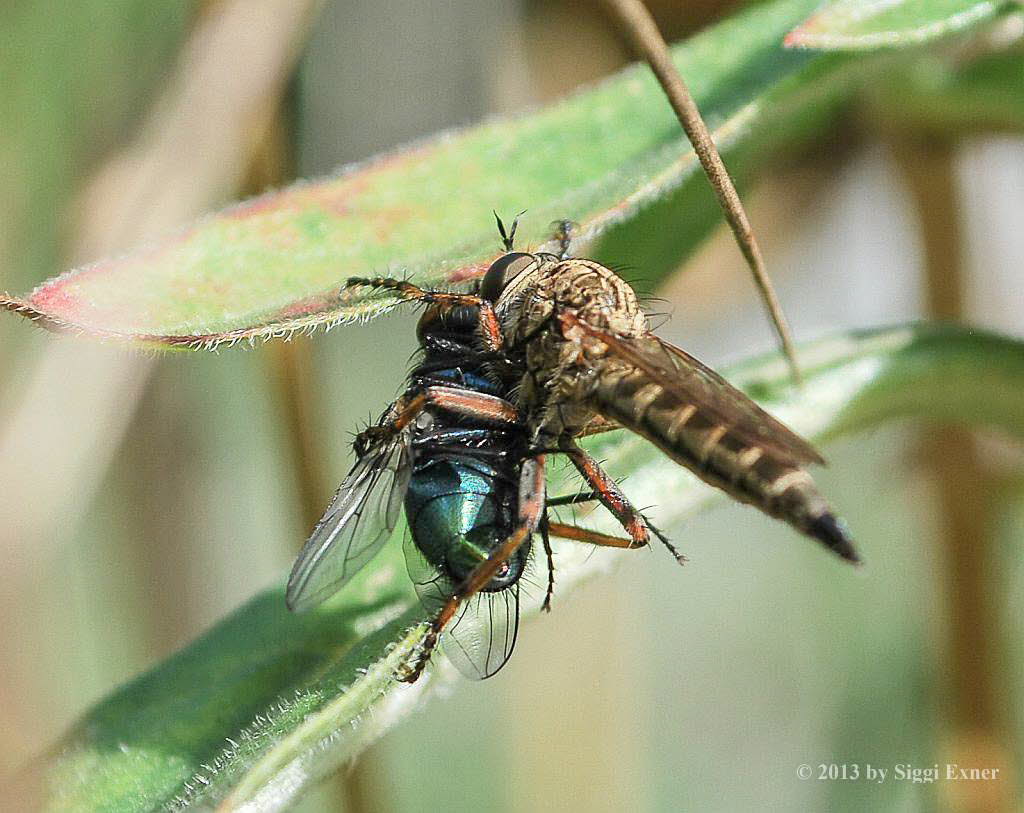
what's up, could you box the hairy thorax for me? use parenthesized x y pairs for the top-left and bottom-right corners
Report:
(495, 258), (648, 442)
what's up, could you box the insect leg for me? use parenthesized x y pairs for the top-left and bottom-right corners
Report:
(561, 442), (650, 547)
(547, 498), (685, 562)
(545, 490), (601, 508)
(399, 456), (547, 683)
(356, 386), (519, 454)
(548, 219), (577, 260)
(576, 414), (622, 438)
(540, 514), (555, 613)
(561, 441), (686, 564)
(345, 277), (504, 352)
(547, 521), (644, 549)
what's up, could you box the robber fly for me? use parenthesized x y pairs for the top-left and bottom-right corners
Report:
(483, 220), (859, 565)
(286, 219), (661, 682)
(289, 214), (856, 681)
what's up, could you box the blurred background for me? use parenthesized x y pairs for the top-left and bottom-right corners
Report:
(2, 1), (1023, 811)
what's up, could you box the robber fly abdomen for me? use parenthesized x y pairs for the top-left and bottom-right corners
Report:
(586, 345), (851, 556)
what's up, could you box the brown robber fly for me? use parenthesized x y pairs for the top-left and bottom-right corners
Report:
(482, 216), (857, 565)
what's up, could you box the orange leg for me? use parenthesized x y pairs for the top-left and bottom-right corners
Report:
(346, 276), (504, 352)
(561, 441), (686, 565)
(355, 385), (518, 455)
(547, 521), (645, 549)
(562, 443), (650, 547)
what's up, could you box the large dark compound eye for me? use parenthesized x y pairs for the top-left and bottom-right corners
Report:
(480, 252), (534, 302)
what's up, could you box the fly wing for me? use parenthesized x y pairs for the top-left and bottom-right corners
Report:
(443, 588), (521, 680)
(286, 433), (412, 612)
(647, 335), (825, 465)
(576, 319), (824, 467)
(404, 537), (521, 680)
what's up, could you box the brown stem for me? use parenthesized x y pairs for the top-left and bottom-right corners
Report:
(266, 339), (333, 531)
(894, 136), (1015, 812)
(599, 0), (801, 383)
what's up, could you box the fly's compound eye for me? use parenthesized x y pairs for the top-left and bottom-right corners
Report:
(480, 252), (535, 302)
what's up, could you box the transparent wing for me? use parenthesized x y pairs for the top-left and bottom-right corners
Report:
(443, 588), (521, 680)
(579, 320), (824, 466)
(286, 434), (412, 612)
(404, 537), (521, 680)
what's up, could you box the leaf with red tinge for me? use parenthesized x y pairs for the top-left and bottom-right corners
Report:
(2, 0), (839, 350)
(785, 0), (1010, 51)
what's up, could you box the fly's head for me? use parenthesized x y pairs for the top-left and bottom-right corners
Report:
(481, 250), (563, 350)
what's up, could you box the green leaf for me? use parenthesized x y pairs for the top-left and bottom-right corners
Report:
(43, 324), (1024, 811)
(784, 0), (1013, 51)
(868, 47), (1024, 133)
(2, 0), (849, 349)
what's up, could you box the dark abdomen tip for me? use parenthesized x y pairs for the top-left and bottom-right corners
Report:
(809, 513), (861, 565)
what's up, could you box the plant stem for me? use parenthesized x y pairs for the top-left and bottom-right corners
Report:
(599, 0), (802, 383)
(894, 135), (1015, 812)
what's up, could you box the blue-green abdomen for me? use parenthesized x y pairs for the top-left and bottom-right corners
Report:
(405, 454), (528, 589)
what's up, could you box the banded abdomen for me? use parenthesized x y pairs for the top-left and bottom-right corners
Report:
(587, 344), (858, 563)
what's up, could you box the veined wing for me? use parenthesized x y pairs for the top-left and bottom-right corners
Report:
(570, 315), (824, 466)
(286, 433), (412, 612)
(647, 335), (824, 465)
(443, 587), (521, 680)
(404, 537), (521, 680)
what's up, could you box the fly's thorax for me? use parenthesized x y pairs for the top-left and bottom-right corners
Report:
(546, 259), (647, 336)
(404, 454), (524, 589)
(494, 257), (647, 346)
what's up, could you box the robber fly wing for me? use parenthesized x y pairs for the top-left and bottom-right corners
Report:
(646, 335), (825, 465)
(583, 325), (824, 467)
(286, 433), (412, 612)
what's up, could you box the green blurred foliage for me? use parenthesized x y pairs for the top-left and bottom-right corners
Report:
(785, 0), (1013, 51)
(0, 0), (191, 292)
(46, 325), (1024, 811)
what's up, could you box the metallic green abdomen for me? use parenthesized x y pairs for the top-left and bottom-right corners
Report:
(405, 454), (528, 589)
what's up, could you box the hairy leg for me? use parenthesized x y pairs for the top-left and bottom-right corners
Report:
(346, 276), (504, 352)
(355, 386), (518, 456)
